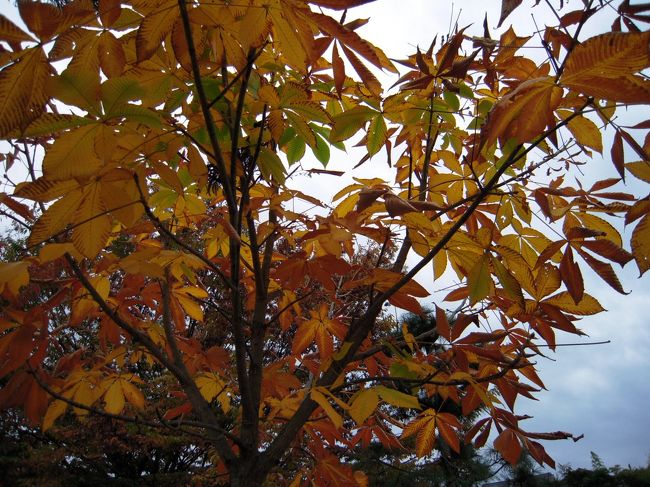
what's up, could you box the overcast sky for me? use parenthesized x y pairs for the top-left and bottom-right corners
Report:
(2, 0), (649, 473)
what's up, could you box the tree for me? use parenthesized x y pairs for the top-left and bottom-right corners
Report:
(0, 0), (649, 485)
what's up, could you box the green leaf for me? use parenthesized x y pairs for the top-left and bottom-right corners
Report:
(258, 147), (287, 184)
(111, 105), (161, 128)
(48, 69), (100, 115)
(366, 114), (387, 157)
(311, 133), (330, 166)
(468, 254), (491, 305)
(101, 77), (145, 115)
(376, 385), (421, 409)
(443, 91), (460, 112)
(286, 136), (306, 164)
(330, 106), (376, 142)
(23, 114), (93, 137)
(349, 388), (379, 425)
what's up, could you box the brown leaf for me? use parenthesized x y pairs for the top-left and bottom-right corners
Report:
(435, 306), (451, 341)
(576, 248), (628, 294)
(497, 0), (524, 28)
(565, 227), (605, 240)
(559, 246), (584, 304)
(611, 130), (625, 180)
(332, 42), (345, 96)
(438, 27), (468, 74)
(384, 193), (417, 217)
(580, 239), (634, 266)
(356, 187), (387, 212)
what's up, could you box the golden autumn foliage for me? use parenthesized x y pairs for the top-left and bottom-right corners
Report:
(0, 0), (649, 485)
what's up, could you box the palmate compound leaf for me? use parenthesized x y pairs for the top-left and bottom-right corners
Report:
(401, 409), (437, 457)
(101, 376), (145, 415)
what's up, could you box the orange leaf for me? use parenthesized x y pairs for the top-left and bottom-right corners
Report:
(435, 306), (451, 341)
(494, 428), (522, 465)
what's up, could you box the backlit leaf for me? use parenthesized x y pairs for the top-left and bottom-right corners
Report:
(376, 385), (420, 409)
(631, 214), (650, 275)
(136, 0), (177, 62)
(567, 115), (602, 152)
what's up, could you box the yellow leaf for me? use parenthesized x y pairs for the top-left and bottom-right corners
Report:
(576, 212), (622, 247)
(38, 243), (81, 263)
(239, 5), (269, 51)
(196, 373), (222, 402)
(483, 77), (562, 145)
(14, 177), (80, 202)
(0, 261), (29, 295)
(564, 31), (650, 77)
(269, 4), (308, 70)
(174, 293), (204, 322)
(375, 385), (420, 409)
(567, 115), (602, 153)
(631, 214), (650, 276)
(434, 251), (447, 280)
(42, 399), (68, 432)
(47, 69), (100, 113)
(467, 254), (491, 305)
(136, 0), (177, 62)
(100, 169), (143, 227)
(121, 380), (145, 409)
(28, 189), (84, 248)
(73, 183), (112, 258)
(626, 161), (650, 183)
(416, 412), (437, 457)
(366, 114), (387, 156)
(543, 292), (605, 315)
(534, 263), (561, 301)
(43, 125), (103, 180)
(311, 389), (343, 429)
(0, 46), (48, 137)
(562, 31), (650, 103)
(103, 379), (125, 415)
(348, 388), (379, 425)
(334, 193), (359, 218)
(72, 379), (99, 416)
